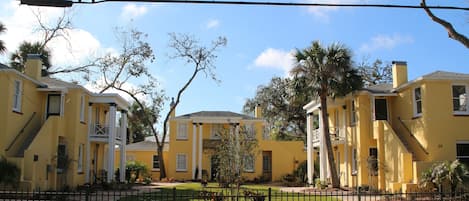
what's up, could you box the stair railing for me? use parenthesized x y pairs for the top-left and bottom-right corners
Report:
(5, 112), (36, 152)
(397, 117), (429, 155)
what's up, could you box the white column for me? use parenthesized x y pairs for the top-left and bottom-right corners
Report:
(107, 103), (117, 182)
(198, 123), (203, 180)
(192, 123), (197, 180)
(306, 113), (313, 185)
(119, 110), (127, 182)
(343, 107), (349, 186)
(85, 103), (93, 183)
(371, 95), (376, 121)
(319, 109), (328, 182)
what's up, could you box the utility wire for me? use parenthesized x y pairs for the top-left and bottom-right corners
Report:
(73, 0), (469, 11)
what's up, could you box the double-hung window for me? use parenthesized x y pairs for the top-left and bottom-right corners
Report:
(12, 80), (22, 112)
(413, 87), (422, 117)
(176, 153), (187, 171)
(452, 85), (468, 114)
(77, 144), (84, 173)
(80, 95), (85, 122)
(351, 148), (358, 176)
(243, 155), (255, 172)
(456, 142), (469, 167)
(350, 100), (357, 125)
(153, 155), (160, 170)
(176, 123), (188, 140)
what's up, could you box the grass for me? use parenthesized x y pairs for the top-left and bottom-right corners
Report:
(117, 182), (340, 201)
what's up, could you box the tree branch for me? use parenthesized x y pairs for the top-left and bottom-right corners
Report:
(421, 0), (469, 49)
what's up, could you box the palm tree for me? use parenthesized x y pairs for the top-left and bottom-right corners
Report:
(0, 22), (7, 54)
(291, 41), (363, 188)
(10, 41), (51, 73)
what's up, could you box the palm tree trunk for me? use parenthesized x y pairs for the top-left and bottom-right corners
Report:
(320, 92), (341, 188)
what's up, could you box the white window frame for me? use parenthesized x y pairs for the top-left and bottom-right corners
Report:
(413, 87), (422, 117)
(244, 123), (255, 139)
(77, 144), (84, 173)
(243, 155), (255, 172)
(80, 94), (85, 122)
(176, 122), (188, 140)
(176, 153), (187, 172)
(456, 141), (469, 165)
(152, 155), (160, 171)
(452, 84), (469, 114)
(350, 100), (357, 125)
(351, 148), (358, 176)
(211, 124), (223, 139)
(12, 80), (22, 112)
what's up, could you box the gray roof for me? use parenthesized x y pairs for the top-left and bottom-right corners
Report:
(175, 111), (257, 120)
(363, 83), (393, 94)
(421, 70), (469, 80)
(40, 77), (83, 89)
(0, 63), (9, 69)
(124, 140), (169, 151)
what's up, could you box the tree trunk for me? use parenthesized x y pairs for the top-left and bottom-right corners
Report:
(158, 146), (167, 179)
(320, 92), (341, 188)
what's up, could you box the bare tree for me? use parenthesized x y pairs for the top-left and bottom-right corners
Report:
(159, 33), (226, 178)
(421, 0), (469, 49)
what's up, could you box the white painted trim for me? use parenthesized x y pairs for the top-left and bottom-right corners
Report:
(107, 105), (117, 182)
(198, 124), (203, 179)
(192, 123), (197, 180)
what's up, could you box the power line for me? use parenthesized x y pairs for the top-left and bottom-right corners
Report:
(22, 0), (469, 10)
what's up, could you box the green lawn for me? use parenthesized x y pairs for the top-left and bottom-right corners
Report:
(118, 182), (340, 201)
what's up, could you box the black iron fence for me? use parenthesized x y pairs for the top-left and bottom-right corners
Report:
(0, 187), (468, 201)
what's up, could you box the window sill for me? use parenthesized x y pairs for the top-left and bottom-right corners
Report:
(77, 171), (84, 175)
(412, 115), (422, 119)
(152, 169), (160, 172)
(12, 110), (23, 115)
(176, 138), (188, 141)
(176, 169), (187, 172)
(453, 113), (469, 116)
(244, 170), (255, 173)
(80, 121), (86, 125)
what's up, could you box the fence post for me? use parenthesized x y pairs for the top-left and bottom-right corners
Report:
(173, 187), (176, 201)
(357, 187), (361, 201)
(268, 187), (271, 201)
(85, 185), (90, 201)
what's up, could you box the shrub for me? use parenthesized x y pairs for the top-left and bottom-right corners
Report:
(0, 156), (20, 187)
(419, 160), (469, 195)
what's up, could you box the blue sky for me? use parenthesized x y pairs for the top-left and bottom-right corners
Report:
(1, 0), (468, 124)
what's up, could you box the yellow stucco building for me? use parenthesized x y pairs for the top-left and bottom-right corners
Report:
(122, 107), (306, 182)
(0, 54), (129, 190)
(304, 61), (469, 192)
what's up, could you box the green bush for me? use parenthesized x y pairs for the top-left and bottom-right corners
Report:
(0, 156), (20, 187)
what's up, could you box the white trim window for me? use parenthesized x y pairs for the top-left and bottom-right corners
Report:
(243, 155), (255, 172)
(77, 144), (84, 173)
(152, 155), (160, 170)
(351, 148), (358, 176)
(80, 94), (85, 122)
(176, 122), (188, 140)
(12, 80), (22, 112)
(244, 123), (255, 139)
(176, 153), (187, 171)
(211, 124), (223, 139)
(413, 87), (422, 116)
(350, 100), (357, 125)
(452, 85), (468, 114)
(456, 142), (469, 167)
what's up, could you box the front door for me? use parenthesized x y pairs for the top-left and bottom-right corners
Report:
(262, 151), (272, 182)
(375, 99), (388, 120)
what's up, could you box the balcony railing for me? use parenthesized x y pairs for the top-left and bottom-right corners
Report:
(312, 127), (345, 147)
(89, 123), (121, 141)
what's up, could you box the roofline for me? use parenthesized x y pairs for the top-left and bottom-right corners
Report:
(0, 68), (47, 87)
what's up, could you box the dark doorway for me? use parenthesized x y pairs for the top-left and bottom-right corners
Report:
(47, 94), (61, 118)
(210, 156), (218, 181)
(375, 99), (388, 120)
(262, 151), (272, 182)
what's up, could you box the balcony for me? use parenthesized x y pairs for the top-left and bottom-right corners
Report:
(312, 127), (346, 147)
(89, 123), (121, 142)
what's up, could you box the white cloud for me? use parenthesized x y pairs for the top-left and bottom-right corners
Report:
(305, 0), (362, 21)
(254, 48), (295, 76)
(206, 19), (220, 29)
(121, 4), (148, 19)
(0, 0), (103, 67)
(359, 34), (414, 52)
